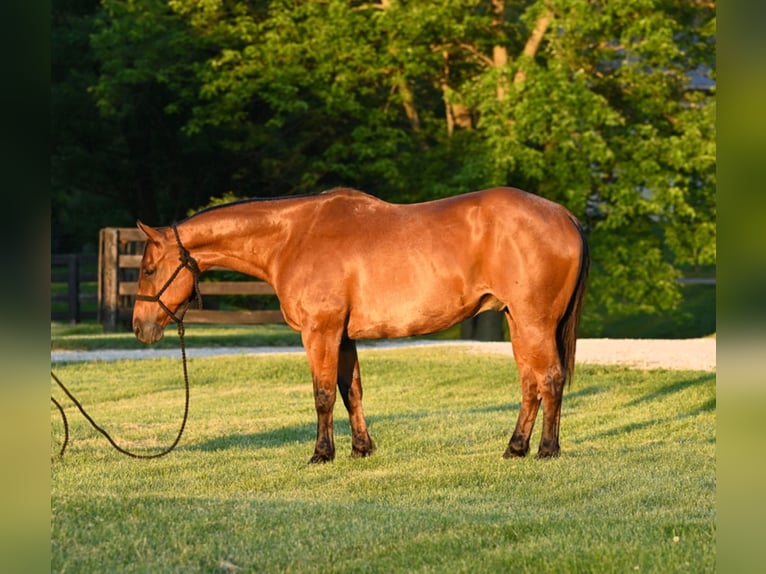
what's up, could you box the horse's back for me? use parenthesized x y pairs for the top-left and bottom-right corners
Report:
(315, 186), (573, 230)
(297, 185), (583, 282)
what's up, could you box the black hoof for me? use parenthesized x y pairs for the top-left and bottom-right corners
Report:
(351, 436), (376, 459)
(536, 441), (560, 458)
(309, 452), (335, 464)
(503, 446), (528, 459)
(535, 450), (560, 459)
(504, 436), (529, 458)
(351, 445), (376, 459)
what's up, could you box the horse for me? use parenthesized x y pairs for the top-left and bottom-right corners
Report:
(132, 187), (589, 462)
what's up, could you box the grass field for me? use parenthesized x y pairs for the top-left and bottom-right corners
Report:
(51, 346), (715, 573)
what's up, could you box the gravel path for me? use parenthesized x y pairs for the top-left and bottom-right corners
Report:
(51, 338), (715, 371)
(467, 338), (716, 372)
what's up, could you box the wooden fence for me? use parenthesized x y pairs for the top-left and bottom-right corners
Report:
(52, 253), (99, 323)
(98, 227), (286, 332)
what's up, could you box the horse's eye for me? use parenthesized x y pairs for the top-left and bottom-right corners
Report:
(144, 268), (155, 277)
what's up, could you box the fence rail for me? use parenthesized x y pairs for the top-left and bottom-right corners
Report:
(98, 227), (286, 332)
(51, 254), (98, 323)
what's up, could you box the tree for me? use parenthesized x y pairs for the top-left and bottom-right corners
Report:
(432, 0), (716, 328)
(51, 0), (131, 252)
(52, 0), (242, 250)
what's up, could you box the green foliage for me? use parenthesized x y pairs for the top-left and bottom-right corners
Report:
(591, 283), (716, 339)
(52, 0), (716, 326)
(51, 348), (715, 572)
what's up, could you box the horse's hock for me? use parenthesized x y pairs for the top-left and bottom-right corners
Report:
(97, 227), (285, 332)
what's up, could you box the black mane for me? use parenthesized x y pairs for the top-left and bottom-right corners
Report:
(184, 191), (324, 220)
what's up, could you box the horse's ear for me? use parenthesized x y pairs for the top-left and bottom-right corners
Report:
(137, 220), (162, 244)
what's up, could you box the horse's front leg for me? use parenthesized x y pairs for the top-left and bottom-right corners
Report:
(504, 362), (541, 458)
(302, 329), (340, 464)
(338, 336), (375, 458)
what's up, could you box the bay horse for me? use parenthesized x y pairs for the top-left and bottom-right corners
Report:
(132, 187), (589, 462)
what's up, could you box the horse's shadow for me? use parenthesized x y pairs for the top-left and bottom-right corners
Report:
(624, 373), (715, 407)
(189, 425), (315, 452)
(576, 373), (716, 444)
(188, 403), (516, 452)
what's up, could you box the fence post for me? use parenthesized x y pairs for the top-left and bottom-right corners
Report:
(98, 228), (119, 332)
(66, 254), (80, 323)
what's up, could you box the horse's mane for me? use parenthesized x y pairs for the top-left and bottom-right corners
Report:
(185, 191), (324, 221)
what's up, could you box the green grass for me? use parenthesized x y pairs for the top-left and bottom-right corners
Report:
(51, 347), (715, 573)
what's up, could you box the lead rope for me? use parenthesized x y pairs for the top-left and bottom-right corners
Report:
(51, 224), (199, 459)
(50, 321), (190, 459)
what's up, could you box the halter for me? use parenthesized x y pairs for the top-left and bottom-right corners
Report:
(134, 224), (203, 324)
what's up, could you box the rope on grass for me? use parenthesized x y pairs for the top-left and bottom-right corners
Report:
(50, 322), (191, 459)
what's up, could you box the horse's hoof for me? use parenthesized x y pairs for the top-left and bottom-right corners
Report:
(351, 437), (376, 459)
(535, 448), (560, 459)
(503, 447), (527, 459)
(351, 447), (375, 459)
(503, 438), (529, 458)
(308, 453), (334, 464)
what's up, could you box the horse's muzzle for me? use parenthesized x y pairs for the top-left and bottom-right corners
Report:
(133, 320), (165, 344)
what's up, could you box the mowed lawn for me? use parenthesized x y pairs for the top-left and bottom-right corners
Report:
(51, 347), (715, 573)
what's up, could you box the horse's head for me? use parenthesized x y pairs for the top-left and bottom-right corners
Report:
(132, 221), (199, 344)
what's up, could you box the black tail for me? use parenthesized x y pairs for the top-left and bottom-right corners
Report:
(557, 215), (590, 388)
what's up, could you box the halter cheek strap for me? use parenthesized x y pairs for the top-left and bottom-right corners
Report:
(134, 224), (203, 324)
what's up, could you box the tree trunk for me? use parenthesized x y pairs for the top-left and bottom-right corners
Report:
(513, 8), (554, 86)
(492, 0), (508, 101)
(441, 50), (473, 136)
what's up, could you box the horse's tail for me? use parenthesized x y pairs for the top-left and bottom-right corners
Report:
(557, 215), (590, 389)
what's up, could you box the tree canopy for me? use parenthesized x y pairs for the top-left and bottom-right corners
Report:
(52, 0), (716, 330)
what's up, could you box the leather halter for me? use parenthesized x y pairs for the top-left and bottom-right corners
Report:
(134, 224), (203, 324)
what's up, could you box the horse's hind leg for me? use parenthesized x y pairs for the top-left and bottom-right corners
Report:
(338, 336), (375, 458)
(504, 316), (564, 458)
(535, 356), (565, 458)
(503, 313), (541, 458)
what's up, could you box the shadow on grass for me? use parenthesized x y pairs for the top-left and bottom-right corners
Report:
(577, 373), (716, 444)
(189, 427), (315, 452)
(190, 376), (711, 454)
(189, 402), (518, 452)
(565, 384), (605, 404)
(624, 373), (715, 407)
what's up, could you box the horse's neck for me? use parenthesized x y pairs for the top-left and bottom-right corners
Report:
(179, 206), (288, 283)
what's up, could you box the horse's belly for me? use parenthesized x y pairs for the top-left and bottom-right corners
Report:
(345, 287), (496, 340)
(346, 309), (465, 339)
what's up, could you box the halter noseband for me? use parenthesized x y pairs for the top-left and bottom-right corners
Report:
(134, 224), (203, 324)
